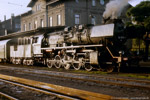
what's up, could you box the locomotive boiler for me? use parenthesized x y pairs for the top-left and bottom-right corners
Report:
(42, 21), (128, 72)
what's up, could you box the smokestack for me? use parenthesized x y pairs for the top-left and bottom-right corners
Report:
(11, 13), (15, 30)
(103, 0), (129, 20)
(11, 13), (14, 18)
(4, 15), (6, 21)
(5, 29), (7, 36)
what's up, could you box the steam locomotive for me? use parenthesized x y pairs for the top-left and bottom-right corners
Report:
(0, 19), (129, 72)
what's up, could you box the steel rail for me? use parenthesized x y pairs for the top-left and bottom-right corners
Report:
(0, 79), (77, 100)
(25, 71), (150, 90)
(0, 65), (150, 90)
(13, 67), (150, 90)
(0, 74), (116, 100)
(0, 92), (18, 100)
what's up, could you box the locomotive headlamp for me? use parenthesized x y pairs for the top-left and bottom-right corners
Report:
(64, 26), (71, 32)
(119, 51), (122, 56)
(79, 25), (84, 30)
(119, 51), (122, 54)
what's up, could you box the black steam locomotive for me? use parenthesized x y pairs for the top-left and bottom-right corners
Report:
(0, 19), (130, 72)
(41, 19), (128, 72)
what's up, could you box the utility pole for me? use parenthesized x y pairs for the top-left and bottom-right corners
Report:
(86, 0), (89, 24)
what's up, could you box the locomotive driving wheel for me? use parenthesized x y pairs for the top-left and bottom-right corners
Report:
(105, 65), (115, 72)
(47, 59), (53, 68)
(72, 57), (82, 70)
(99, 63), (115, 72)
(64, 63), (71, 70)
(73, 63), (82, 70)
(54, 55), (62, 69)
(84, 63), (93, 71)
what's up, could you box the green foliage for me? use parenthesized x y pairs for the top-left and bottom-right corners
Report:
(126, 1), (150, 31)
(144, 17), (150, 30)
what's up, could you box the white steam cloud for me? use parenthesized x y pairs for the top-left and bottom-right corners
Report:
(103, 0), (130, 19)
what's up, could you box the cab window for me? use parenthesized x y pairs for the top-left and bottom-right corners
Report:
(32, 37), (38, 43)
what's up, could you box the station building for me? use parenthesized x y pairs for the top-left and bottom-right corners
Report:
(21, 0), (107, 32)
(0, 14), (21, 36)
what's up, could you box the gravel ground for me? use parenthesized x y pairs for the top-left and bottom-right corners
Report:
(0, 81), (61, 100)
(0, 64), (150, 100)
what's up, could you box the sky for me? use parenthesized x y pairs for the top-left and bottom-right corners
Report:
(128, 0), (148, 7)
(0, 0), (31, 21)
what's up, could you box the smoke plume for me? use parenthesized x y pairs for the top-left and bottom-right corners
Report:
(103, 0), (130, 19)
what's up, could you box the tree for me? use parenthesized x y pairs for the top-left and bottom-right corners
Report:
(127, 1), (150, 31)
(126, 1), (150, 60)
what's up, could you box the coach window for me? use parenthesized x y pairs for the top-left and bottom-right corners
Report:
(22, 38), (25, 45)
(25, 38), (28, 45)
(28, 38), (31, 44)
(18, 38), (21, 45)
(20, 39), (22, 45)
(14, 45), (17, 51)
(33, 37), (38, 43)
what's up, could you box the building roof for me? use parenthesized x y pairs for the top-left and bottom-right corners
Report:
(21, 10), (32, 17)
(0, 26), (65, 40)
(27, 0), (37, 7)
(47, 0), (60, 5)
(27, 0), (60, 7)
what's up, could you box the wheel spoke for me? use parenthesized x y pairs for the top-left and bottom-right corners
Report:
(47, 59), (53, 68)
(105, 65), (114, 72)
(73, 63), (81, 70)
(84, 64), (93, 71)
(64, 63), (71, 70)
(54, 55), (61, 69)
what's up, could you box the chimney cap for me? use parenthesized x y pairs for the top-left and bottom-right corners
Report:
(11, 13), (14, 17)
(4, 15), (6, 21)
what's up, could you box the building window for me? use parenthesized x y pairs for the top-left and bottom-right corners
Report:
(36, 4), (40, 11)
(75, 0), (79, 3)
(75, 14), (80, 25)
(23, 24), (26, 31)
(2, 25), (5, 28)
(15, 24), (20, 29)
(91, 17), (96, 25)
(92, 0), (96, 6)
(57, 14), (61, 25)
(41, 19), (44, 27)
(34, 20), (37, 29)
(49, 17), (53, 27)
(100, 0), (104, 5)
(29, 23), (32, 30)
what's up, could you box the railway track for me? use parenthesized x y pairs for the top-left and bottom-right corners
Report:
(0, 65), (150, 100)
(0, 92), (18, 100)
(2, 65), (149, 90)
(0, 74), (114, 100)
(0, 78), (77, 100)
(0, 65), (150, 90)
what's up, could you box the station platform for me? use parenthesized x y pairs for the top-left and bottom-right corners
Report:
(139, 61), (150, 67)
